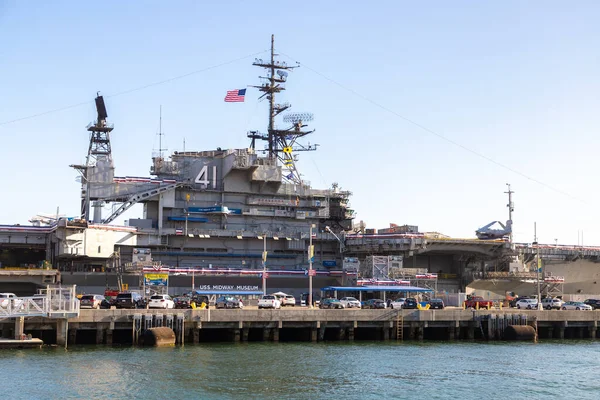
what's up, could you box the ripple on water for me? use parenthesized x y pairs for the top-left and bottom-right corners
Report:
(1, 342), (600, 399)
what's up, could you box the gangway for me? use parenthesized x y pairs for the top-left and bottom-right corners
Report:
(0, 285), (80, 319)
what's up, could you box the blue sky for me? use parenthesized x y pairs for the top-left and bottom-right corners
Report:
(1, 1), (599, 245)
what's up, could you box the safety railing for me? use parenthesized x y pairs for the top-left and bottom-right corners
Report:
(0, 285), (80, 319)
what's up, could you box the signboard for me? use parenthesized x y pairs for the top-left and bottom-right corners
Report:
(195, 285), (260, 291)
(415, 274), (438, 280)
(248, 197), (294, 206)
(263, 272), (269, 279)
(323, 260), (337, 267)
(144, 273), (169, 286)
(308, 269), (317, 277)
(343, 257), (360, 271)
(132, 248), (152, 264)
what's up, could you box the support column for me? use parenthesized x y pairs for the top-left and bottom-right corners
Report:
(556, 322), (565, 340)
(96, 327), (105, 344)
(2, 323), (11, 339)
(318, 326), (326, 342)
(408, 323), (416, 340)
(310, 328), (318, 342)
(273, 321), (281, 342)
(68, 328), (77, 346)
(158, 194), (164, 237)
(338, 328), (346, 341)
(105, 321), (114, 345)
(467, 322), (475, 340)
(233, 329), (241, 342)
(382, 327), (390, 341)
(14, 317), (25, 340)
(487, 314), (496, 340)
(578, 327), (584, 339)
(242, 327), (249, 342)
(546, 326), (554, 339)
(263, 328), (271, 341)
(347, 327), (354, 341)
(589, 321), (597, 339)
(448, 322), (458, 341)
(56, 319), (68, 347)
(417, 322), (424, 341)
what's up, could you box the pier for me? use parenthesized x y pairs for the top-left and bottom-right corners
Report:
(3, 309), (600, 346)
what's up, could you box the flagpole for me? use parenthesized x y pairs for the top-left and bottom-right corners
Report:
(309, 224), (315, 309)
(262, 235), (267, 295)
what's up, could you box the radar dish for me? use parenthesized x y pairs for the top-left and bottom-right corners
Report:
(276, 70), (288, 78)
(283, 112), (314, 124)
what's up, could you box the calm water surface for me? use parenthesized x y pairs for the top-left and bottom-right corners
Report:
(2, 341), (600, 399)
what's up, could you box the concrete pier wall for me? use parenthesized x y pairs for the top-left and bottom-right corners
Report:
(2, 309), (600, 345)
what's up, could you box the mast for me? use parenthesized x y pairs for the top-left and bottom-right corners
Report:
(505, 183), (514, 245)
(268, 34), (275, 157)
(249, 34), (319, 184)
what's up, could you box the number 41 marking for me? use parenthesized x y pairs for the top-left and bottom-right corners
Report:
(195, 165), (217, 188)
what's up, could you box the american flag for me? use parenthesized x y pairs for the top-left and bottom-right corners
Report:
(224, 89), (246, 102)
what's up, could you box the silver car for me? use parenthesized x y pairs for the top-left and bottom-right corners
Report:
(541, 297), (563, 310)
(339, 297), (361, 308)
(79, 294), (106, 309)
(515, 298), (538, 309)
(561, 301), (592, 311)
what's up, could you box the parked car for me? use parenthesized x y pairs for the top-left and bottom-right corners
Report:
(583, 299), (600, 310)
(428, 299), (445, 310)
(281, 295), (296, 307)
(115, 292), (145, 309)
(362, 299), (386, 309)
(0, 293), (22, 309)
(319, 298), (345, 309)
(79, 294), (106, 309)
(562, 301), (593, 311)
(464, 296), (494, 309)
(216, 296), (244, 309)
(99, 299), (113, 309)
(258, 295), (281, 309)
(339, 297), (361, 308)
(510, 296), (531, 308)
(541, 297), (563, 310)
(402, 298), (418, 309)
(515, 298), (538, 310)
(148, 294), (175, 309)
(174, 297), (192, 309)
(389, 298), (406, 309)
(300, 293), (309, 307)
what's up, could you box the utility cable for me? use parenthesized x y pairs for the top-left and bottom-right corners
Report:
(0, 49), (268, 128)
(278, 50), (586, 205)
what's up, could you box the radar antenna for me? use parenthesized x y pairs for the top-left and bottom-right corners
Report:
(248, 35), (318, 184)
(70, 93), (115, 221)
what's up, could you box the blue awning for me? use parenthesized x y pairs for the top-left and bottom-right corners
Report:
(321, 285), (433, 293)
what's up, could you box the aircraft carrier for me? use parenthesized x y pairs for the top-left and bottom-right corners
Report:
(2, 36), (600, 300)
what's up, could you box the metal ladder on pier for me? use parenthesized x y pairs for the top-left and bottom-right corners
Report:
(396, 311), (403, 341)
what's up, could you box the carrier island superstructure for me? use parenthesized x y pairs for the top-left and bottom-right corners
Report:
(62, 35), (354, 293)
(3, 36), (600, 299)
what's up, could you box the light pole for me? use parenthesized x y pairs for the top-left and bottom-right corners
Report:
(325, 226), (345, 253)
(262, 235), (267, 295)
(533, 222), (542, 310)
(308, 224), (315, 308)
(184, 193), (190, 236)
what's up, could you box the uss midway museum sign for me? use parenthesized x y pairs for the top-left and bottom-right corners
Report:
(196, 285), (260, 291)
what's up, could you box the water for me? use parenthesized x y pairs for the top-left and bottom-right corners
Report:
(2, 341), (600, 399)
